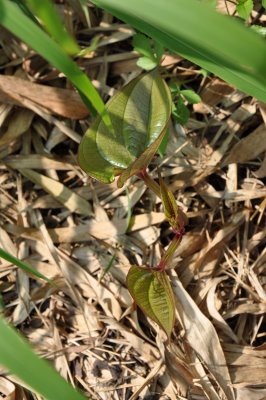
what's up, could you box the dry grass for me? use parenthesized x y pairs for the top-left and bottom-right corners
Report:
(0, 2), (266, 400)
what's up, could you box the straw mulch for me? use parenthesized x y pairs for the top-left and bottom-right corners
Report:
(0, 2), (265, 399)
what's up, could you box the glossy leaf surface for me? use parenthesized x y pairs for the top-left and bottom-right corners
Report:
(127, 265), (175, 336)
(79, 69), (172, 185)
(91, 0), (266, 102)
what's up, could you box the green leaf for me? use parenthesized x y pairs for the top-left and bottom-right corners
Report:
(78, 35), (101, 56)
(180, 89), (201, 104)
(154, 41), (164, 61)
(158, 128), (170, 157)
(172, 97), (190, 125)
(0, 316), (87, 400)
(133, 33), (162, 70)
(169, 83), (180, 96)
(78, 117), (116, 183)
(263, 0), (266, 8)
(236, 0), (254, 20)
(10, 0), (40, 24)
(133, 33), (155, 59)
(0, 248), (52, 283)
(79, 69), (172, 186)
(78, 0), (92, 26)
(137, 56), (158, 71)
(26, 0), (80, 55)
(0, 0), (110, 125)
(90, 0), (266, 102)
(127, 265), (175, 336)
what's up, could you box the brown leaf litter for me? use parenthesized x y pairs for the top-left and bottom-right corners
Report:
(0, 2), (266, 399)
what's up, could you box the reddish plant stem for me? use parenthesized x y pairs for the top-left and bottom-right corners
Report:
(137, 168), (161, 198)
(156, 227), (184, 271)
(137, 168), (186, 272)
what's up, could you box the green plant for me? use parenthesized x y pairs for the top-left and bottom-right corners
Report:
(0, 0), (102, 398)
(90, 0), (266, 102)
(132, 36), (202, 126)
(78, 69), (172, 186)
(0, 0), (111, 126)
(1, 0), (266, 397)
(78, 68), (187, 336)
(236, 0), (254, 20)
(0, 250), (87, 400)
(0, 317), (87, 400)
(0, 248), (51, 283)
(133, 32), (164, 71)
(171, 84), (201, 125)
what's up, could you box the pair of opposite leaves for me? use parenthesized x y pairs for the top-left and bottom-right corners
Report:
(78, 69), (176, 336)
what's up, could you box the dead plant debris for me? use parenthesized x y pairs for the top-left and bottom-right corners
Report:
(0, 2), (265, 400)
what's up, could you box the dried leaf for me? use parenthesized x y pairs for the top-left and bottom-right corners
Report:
(171, 271), (235, 400)
(0, 109), (33, 146)
(0, 75), (89, 119)
(18, 169), (92, 216)
(223, 124), (266, 165)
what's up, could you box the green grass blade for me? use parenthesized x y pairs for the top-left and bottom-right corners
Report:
(91, 0), (266, 102)
(26, 0), (80, 55)
(0, 0), (110, 124)
(78, 0), (92, 27)
(0, 316), (88, 400)
(99, 252), (117, 281)
(0, 248), (52, 283)
(10, 0), (40, 24)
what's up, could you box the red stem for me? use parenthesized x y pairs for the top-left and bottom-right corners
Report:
(137, 168), (186, 272)
(137, 168), (161, 198)
(156, 227), (184, 272)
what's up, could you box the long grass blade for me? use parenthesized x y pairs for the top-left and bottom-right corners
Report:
(26, 0), (80, 55)
(0, 316), (88, 400)
(0, 248), (52, 283)
(0, 0), (110, 125)
(91, 0), (266, 102)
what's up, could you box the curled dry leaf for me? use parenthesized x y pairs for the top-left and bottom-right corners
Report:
(0, 75), (89, 119)
(78, 69), (171, 186)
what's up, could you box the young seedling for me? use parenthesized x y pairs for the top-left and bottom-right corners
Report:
(133, 32), (164, 71)
(78, 69), (187, 336)
(171, 83), (201, 125)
